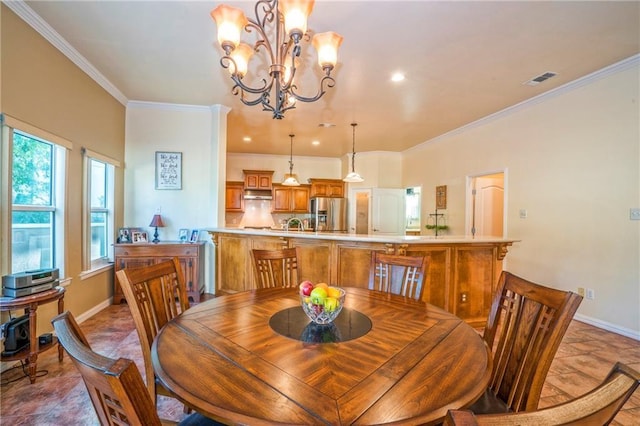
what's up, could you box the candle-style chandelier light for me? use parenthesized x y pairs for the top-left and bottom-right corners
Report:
(210, 0), (343, 119)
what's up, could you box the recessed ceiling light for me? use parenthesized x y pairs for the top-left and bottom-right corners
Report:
(243, 136), (252, 143)
(391, 72), (405, 82)
(312, 140), (320, 146)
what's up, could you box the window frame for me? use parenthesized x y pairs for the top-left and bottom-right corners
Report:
(81, 148), (118, 273)
(1, 114), (69, 277)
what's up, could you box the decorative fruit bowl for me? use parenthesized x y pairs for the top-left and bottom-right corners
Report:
(298, 281), (346, 325)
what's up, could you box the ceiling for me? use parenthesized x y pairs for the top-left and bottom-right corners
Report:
(17, 1), (640, 158)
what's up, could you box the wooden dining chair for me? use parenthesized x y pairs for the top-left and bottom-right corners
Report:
(51, 311), (222, 426)
(369, 252), (428, 300)
(468, 271), (583, 414)
(444, 362), (640, 425)
(115, 257), (190, 406)
(251, 247), (299, 289)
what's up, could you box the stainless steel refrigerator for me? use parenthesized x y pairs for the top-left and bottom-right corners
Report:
(309, 197), (347, 231)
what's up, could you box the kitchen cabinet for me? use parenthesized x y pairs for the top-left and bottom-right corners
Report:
(114, 242), (205, 304)
(243, 170), (273, 190)
(272, 184), (310, 213)
(209, 230), (514, 327)
(308, 178), (344, 198)
(225, 181), (244, 212)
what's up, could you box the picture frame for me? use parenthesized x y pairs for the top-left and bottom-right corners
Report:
(131, 231), (149, 243)
(155, 151), (182, 190)
(118, 227), (132, 243)
(178, 228), (190, 242)
(189, 229), (200, 243)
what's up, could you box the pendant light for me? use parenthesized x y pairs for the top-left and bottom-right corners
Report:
(343, 122), (364, 183)
(282, 134), (300, 186)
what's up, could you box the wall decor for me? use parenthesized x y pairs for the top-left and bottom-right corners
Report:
(155, 151), (182, 190)
(436, 185), (447, 210)
(189, 229), (200, 243)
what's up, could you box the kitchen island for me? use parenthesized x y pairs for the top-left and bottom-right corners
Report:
(207, 228), (518, 326)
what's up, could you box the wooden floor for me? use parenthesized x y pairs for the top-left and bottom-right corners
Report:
(1, 296), (639, 425)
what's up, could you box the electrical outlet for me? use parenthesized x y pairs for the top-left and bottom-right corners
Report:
(586, 288), (595, 300)
(631, 208), (640, 220)
(519, 209), (527, 219)
(577, 287), (585, 297)
(460, 292), (468, 303)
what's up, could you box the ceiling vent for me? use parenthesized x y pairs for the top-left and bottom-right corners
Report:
(523, 71), (557, 86)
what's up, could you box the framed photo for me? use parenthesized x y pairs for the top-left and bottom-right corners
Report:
(131, 231), (148, 243)
(178, 228), (190, 242)
(155, 151), (182, 190)
(118, 228), (132, 243)
(189, 229), (200, 243)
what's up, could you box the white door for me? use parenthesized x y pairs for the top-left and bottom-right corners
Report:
(469, 173), (504, 237)
(372, 188), (406, 235)
(351, 188), (371, 234)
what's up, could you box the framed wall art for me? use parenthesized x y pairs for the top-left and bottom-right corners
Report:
(189, 229), (200, 243)
(436, 185), (447, 210)
(155, 151), (182, 190)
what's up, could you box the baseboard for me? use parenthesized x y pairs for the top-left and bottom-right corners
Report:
(574, 313), (640, 341)
(73, 298), (112, 325)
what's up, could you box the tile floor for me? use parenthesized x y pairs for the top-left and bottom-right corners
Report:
(1, 299), (639, 425)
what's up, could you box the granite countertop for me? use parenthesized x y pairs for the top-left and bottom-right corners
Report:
(206, 227), (519, 244)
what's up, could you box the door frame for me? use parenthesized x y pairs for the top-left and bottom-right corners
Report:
(465, 169), (508, 237)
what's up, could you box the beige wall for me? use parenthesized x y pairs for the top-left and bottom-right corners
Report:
(403, 61), (640, 336)
(1, 5), (126, 334)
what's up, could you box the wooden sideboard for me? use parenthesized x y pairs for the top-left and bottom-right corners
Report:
(113, 242), (205, 304)
(209, 230), (515, 327)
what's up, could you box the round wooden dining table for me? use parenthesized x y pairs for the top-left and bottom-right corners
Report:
(152, 287), (491, 425)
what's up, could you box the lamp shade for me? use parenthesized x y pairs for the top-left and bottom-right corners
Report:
(149, 214), (165, 228)
(282, 173), (301, 186)
(312, 31), (343, 70)
(343, 171), (364, 183)
(210, 4), (247, 51)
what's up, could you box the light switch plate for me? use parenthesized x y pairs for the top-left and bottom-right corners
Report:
(630, 208), (640, 220)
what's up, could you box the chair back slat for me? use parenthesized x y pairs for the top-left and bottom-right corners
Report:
(444, 362), (640, 425)
(115, 257), (190, 401)
(484, 271), (583, 412)
(251, 248), (299, 289)
(52, 311), (163, 426)
(369, 252), (428, 300)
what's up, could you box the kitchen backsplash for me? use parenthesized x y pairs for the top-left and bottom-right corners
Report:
(226, 199), (310, 228)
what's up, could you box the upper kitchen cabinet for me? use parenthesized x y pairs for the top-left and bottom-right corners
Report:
(244, 170), (274, 190)
(225, 181), (244, 212)
(309, 178), (344, 198)
(272, 184), (310, 213)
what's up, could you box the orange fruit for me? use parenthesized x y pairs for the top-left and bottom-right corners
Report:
(314, 282), (329, 291)
(327, 286), (342, 299)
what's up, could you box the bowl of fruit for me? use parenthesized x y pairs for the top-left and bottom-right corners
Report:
(298, 281), (346, 325)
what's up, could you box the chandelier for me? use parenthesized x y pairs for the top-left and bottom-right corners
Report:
(343, 122), (364, 183)
(282, 134), (300, 186)
(210, 0), (343, 119)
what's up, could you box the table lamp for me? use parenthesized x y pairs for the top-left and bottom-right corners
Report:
(149, 214), (165, 243)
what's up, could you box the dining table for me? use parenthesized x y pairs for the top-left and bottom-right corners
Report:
(151, 287), (491, 425)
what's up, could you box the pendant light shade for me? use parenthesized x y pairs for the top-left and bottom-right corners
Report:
(343, 123), (364, 183)
(282, 134), (300, 186)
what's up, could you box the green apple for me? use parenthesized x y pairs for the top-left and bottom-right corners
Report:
(324, 296), (339, 312)
(310, 287), (327, 305)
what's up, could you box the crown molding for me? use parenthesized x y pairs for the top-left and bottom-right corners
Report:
(5, 0), (129, 105)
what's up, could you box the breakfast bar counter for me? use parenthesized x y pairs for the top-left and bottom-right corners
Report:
(207, 228), (518, 326)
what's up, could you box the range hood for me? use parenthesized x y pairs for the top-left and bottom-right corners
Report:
(243, 189), (273, 200)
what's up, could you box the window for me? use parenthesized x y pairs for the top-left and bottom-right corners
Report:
(82, 149), (117, 272)
(9, 129), (67, 274)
